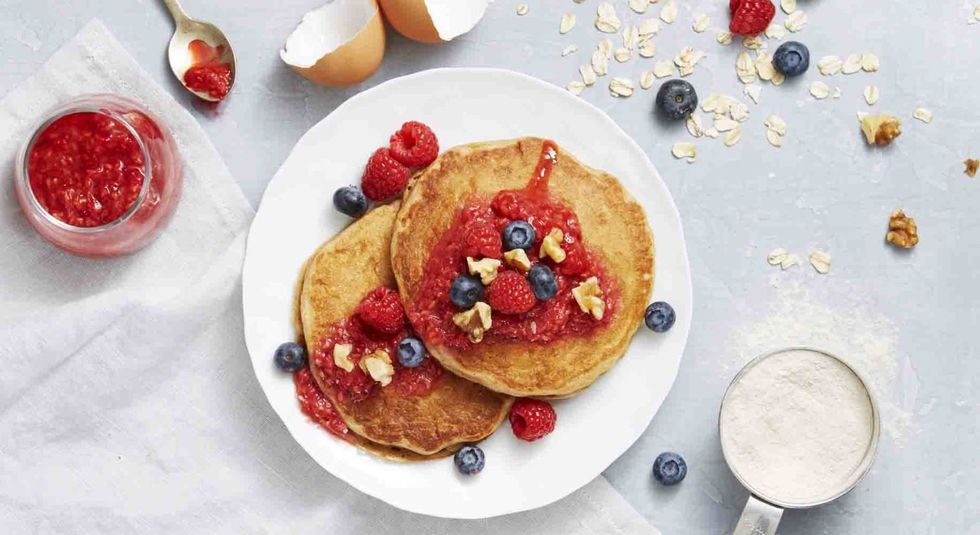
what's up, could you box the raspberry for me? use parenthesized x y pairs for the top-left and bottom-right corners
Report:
(389, 121), (439, 168)
(509, 398), (556, 442)
(486, 271), (536, 314)
(355, 287), (406, 334)
(462, 223), (503, 259)
(729, 0), (775, 36)
(361, 148), (410, 201)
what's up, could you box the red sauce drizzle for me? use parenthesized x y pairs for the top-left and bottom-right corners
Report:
(28, 112), (145, 227)
(293, 366), (352, 441)
(408, 141), (619, 351)
(183, 39), (232, 101)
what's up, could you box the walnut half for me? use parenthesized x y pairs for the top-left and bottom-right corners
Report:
(860, 114), (902, 146)
(886, 209), (919, 249)
(965, 158), (979, 178)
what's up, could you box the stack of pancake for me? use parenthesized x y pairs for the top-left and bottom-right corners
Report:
(296, 138), (654, 460)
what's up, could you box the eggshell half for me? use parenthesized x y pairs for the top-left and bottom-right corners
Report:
(281, 0), (386, 87)
(379, 0), (490, 44)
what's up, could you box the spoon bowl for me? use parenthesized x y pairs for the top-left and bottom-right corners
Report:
(163, 0), (236, 102)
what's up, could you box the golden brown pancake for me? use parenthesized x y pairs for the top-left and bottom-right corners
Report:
(300, 203), (512, 456)
(391, 138), (654, 397)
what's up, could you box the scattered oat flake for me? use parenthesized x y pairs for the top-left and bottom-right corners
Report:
(566, 81), (585, 95)
(614, 48), (632, 62)
(765, 115), (787, 135)
(842, 54), (862, 74)
(704, 127), (720, 139)
(817, 55), (842, 75)
(598, 38), (614, 57)
(809, 251), (832, 274)
(596, 2), (622, 33)
(730, 100), (750, 122)
(964, 159), (979, 178)
(640, 70), (656, 90)
(671, 142), (697, 161)
(562, 44), (578, 57)
(629, 0), (649, 14)
(744, 84), (762, 104)
(715, 116), (739, 132)
(737, 51), (758, 84)
(592, 51), (610, 76)
(639, 40), (657, 58)
(560, 13), (576, 34)
(717, 31), (733, 45)
(660, 0), (678, 23)
(693, 14), (710, 33)
(580, 64), (597, 86)
(864, 85), (879, 105)
(767, 248), (789, 265)
(639, 18), (661, 36)
(743, 36), (764, 50)
(833, 87), (842, 99)
(780, 0), (797, 14)
(861, 53), (880, 72)
(785, 10), (807, 32)
(913, 108), (934, 123)
(767, 129), (783, 147)
(701, 94), (722, 113)
(653, 60), (675, 78)
(974, 7), (980, 23)
(516, 4), (528, 16)
(809, 81), (831, 99)
(765, 23), (786, 39)
(725, 128), (743, 147)
(609, 77), (635, 97)
(686, 115), (704, 138)
(771, 71), (785, 86)
(623, 25), (641, 49)
(755, 52), (776, 81)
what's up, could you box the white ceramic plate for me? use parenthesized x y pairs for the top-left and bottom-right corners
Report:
(242, 68), (692, 519)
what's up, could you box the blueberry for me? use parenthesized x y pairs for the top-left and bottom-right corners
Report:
(655, 80), (699, 121)
(644, 301), (676, 333)
(528, 264), (558, 301)
(397, 337), (426, 368)
(652, 452), (687, 486)
(333, 186), (368, 218)
(450, 274), (485, 309)
(454, 445), (485, 475)
(274, 342), (307, 373)
(502, 221), (536, 250)
(773, 41), (810, 77)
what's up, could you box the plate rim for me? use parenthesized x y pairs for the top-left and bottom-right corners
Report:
(242, 67), (693, 519)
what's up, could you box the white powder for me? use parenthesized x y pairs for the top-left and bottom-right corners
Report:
(730, 276), (914, 445)
(719, 349), (876, 505)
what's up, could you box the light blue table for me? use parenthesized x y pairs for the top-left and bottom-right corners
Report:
(2, 1), (976, 533)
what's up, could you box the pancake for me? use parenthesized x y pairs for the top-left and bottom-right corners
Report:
(293, 259), (453, 462)
(390, 138), (654, 397)
(301, 202), (512, 456)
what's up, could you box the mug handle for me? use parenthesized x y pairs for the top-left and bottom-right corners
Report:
(732, 495), (784, 535)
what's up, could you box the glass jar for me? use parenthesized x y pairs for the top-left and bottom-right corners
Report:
(14, 94), (183, 257)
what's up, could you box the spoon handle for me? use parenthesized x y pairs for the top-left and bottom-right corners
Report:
(162, 0), (190, 26)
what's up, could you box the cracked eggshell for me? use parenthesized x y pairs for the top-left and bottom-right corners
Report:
(280, 0), (386, 88)
(378, 0), (490, 44)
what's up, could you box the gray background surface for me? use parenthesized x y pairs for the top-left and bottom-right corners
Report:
(1, 1), (977, 533)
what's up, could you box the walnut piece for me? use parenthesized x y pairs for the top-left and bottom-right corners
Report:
(861, 114), (902, 146)
(540, 228), (567, 263)
(886, 209), (919, 249)
(360, 349), (394, 386)
(467, 257), (501, 285)
(503, 248), (532, 272)
(452, 302), (492, 343)
(965, 158), (979, 178)
(571, 276), (606, 320)
(333, 343), (354, 372)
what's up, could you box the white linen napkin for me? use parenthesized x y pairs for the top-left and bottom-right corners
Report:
(0, 20), (658, 535)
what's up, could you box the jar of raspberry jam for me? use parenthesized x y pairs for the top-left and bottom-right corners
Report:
(14, 95), (183, 257)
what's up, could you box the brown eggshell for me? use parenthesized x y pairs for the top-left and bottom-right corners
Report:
(291, 9), (387, 87)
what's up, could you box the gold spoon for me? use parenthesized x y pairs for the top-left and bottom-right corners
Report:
(162, 0), (236, 102)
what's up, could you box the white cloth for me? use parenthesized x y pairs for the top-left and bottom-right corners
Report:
(0, 20), (658, 535)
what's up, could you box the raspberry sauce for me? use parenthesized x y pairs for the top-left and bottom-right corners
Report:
(303, 288), (443, 406)
(27, 112), (145, 228)
(293, 366), (353, 441)
(183, 40), (232, 101)
(409, 141), (618, 351)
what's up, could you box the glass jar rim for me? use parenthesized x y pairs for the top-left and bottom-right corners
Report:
(20, 106), (154, 234)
